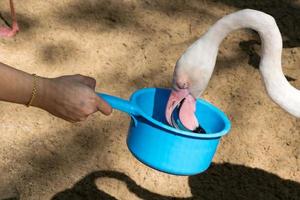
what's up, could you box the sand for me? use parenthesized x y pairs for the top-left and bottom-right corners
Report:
(0, 0), (299, 199)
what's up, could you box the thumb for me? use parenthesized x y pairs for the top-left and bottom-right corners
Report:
(95, 94), (113, 115)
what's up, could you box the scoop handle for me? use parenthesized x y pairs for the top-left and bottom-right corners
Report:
(97, 93), (139, 116)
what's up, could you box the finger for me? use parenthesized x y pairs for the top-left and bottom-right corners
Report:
(48, 111), (76, 123)
(55, 112), (83, 123)
(74, 74), (96, 89)
(67, 119), (77, 123)
(61, 116), (77, 123)
(95, 95), (112, 116)
(67, 116), (87, 123)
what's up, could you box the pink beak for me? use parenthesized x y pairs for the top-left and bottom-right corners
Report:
(165, 89), (199, 131)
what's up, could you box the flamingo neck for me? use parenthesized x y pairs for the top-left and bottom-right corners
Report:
(202, 9), (300, 117)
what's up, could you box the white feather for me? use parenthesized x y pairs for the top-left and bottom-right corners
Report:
(174, 9), (300, 118)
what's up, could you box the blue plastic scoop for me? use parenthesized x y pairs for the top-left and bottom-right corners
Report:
(98, 88), (231, 175)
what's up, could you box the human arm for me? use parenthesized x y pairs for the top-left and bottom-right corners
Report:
(0, 62), (112, 122)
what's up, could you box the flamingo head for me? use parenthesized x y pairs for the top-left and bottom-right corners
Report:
(173, 39), (218, 97)
(165, 39), (218, 132)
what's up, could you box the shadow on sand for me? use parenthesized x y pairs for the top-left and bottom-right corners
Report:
(52, 163), (300, 200)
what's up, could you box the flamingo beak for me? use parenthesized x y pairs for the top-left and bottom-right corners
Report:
(165, 89), (199, 131)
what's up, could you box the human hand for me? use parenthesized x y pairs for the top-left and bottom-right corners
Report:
(33, 74), (112, 122)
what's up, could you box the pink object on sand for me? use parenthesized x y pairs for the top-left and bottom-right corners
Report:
(0, 0), (19, 38)
(0, 22), (19, 37)
(165, 89), (199, 131)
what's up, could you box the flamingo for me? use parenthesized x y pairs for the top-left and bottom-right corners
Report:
(166, 9), (300, 131)
(0, 0), (19, 37)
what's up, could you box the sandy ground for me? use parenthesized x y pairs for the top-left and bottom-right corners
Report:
(0, 0), (299, 199)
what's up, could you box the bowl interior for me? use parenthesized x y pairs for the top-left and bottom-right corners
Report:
(132, 88), (228, 134)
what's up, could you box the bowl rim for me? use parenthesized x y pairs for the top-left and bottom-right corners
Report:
(130, 88), (231, 139)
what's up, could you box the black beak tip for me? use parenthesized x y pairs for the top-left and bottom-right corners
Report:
(193, 126), (206, 134)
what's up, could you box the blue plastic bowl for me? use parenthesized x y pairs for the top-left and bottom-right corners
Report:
(98, 88), (231, 176)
